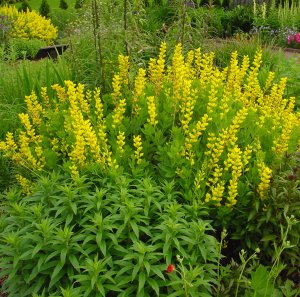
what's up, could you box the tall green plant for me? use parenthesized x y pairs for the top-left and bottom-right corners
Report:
(39, 0), (51, 18)
(59, 0), (69, 10)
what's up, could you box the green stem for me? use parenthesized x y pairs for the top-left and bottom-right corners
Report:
(235, 252), (257, 297)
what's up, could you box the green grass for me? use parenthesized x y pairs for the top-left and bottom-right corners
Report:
(15, 0), (77, 11)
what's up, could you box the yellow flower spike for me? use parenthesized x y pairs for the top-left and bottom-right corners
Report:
(205, 182), (225, 205)
(24, 91), (43, 126)
(112, 74), (122, 102)
(133, 135), (143, 165)
(5, 132), (18, 151)
(118, 55), (130, 86)
(264, 71), (275, 91)
(117, 131), (126, 154)
(170, 43), (186, 101)
(16, 174), (32, 195)
(52, 84), (67, 103)
(85, 90), (92, 104)
(223, 146), (244, 206)
(207, 71), (222, 114)
(76, 83), (90, 114)
(18, 113), (37, 141)
(149, 41), (167, 91)
(132, 68), (147, 115)
(104, 149), (118, 169)
(70, 133), (86, 167)
(40, 87), (50, 109)
(18, 131), (38, 169)
(69, 164), (79, 178)
(180, 85), (196, 134)
(272, 113), (296, 155)
(182, 113), (211, 165)
(147, 96), (158, 126)
(112, 98), (126, 129)
(257, 162), (272, 199)
(82, 119), (101, 160)
(239, 55), (250, 80)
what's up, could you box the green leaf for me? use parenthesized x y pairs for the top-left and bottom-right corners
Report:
(68, 253), (80, 271)
(130, 221), (139, 238)
(99, 240), (106, 256)
(20, 249), (32, 260)
(251, 265), (269, 291)
(49, 262), (64, 288)
(261, 234), (277, 242)
(132, 264), (140, 281)
(96, 281), (106, 296)
(144, 261), (151, 276)
(27, 264), (39, 282)
(167, 290), (185, 297)
(138, 271), (146, 293)
(151, 266), (165, 280)
(60, 248), (67, 265)
(70, 202), (77, 215)
(147, 278), (159, 296)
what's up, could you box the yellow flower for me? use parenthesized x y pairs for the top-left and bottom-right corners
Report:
(117, 131), (125, 154)
(16, 174), (32, 195)
(133, 135), (143, 165)
(112, 74), (122, 103)
(132, 68), (146, 115)
(0, 5), (57, 42)
(112, 99), (126, 129)
(257, 162), (272, 199)
(118, 55), (130, 86)
(147, 96), (158, 126)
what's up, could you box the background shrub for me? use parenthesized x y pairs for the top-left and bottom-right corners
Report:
(39, 0), (51, 18)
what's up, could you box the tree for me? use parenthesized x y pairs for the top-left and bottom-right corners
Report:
(59, 0), (68, 9)
(74, 0), (83, 9)
(18, 0), (32, 12)
(39, 0), (50, 18)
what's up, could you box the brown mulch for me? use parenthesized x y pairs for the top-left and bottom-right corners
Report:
(0, 277), (7, 297)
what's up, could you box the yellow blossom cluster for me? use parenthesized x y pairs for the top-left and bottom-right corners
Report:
(1, 43), (299, 206)
(132, 68), (146, 115)
(0, 5), (57, 42)
(118, 55), (130, 86)
(133, 135), (143, 165)
(117, 131), (126, 154)
(147, 96), (158, 126)
(257, 162), (272, 199)
(16, 174), (32, 195)
(148, 42), (167, 91)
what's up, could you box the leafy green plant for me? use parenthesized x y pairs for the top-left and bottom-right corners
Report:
(8, 38), (46, 59)
(0, 173), (219, 296)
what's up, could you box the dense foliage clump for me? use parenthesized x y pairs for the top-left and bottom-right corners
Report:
(0, 5), (56, 42)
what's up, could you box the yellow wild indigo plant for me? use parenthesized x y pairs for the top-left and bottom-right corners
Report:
(1, 43), (299, 206)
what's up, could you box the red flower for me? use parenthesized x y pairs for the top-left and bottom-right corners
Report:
(166, 264), (175, 273)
